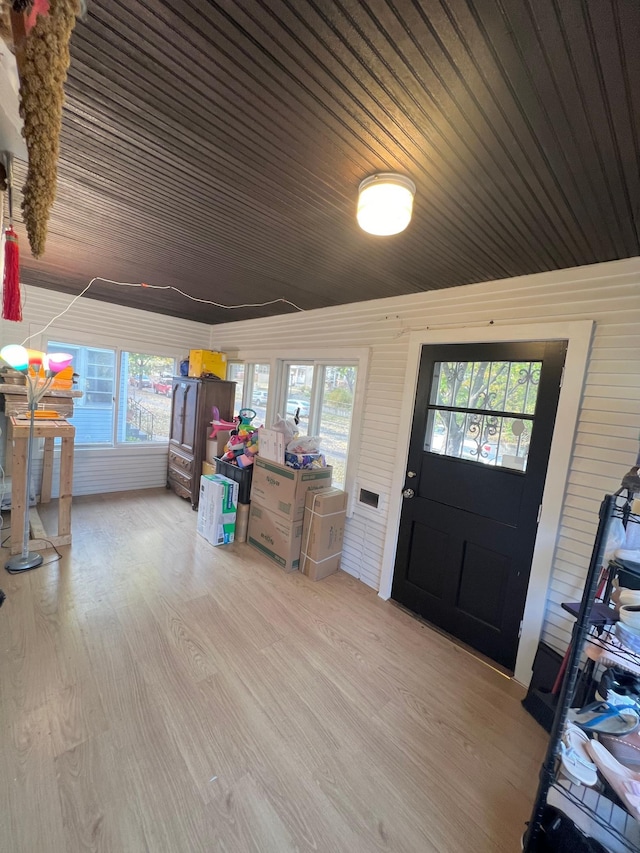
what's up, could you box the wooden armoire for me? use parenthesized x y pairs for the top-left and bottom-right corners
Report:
(167, 376), (235, 509)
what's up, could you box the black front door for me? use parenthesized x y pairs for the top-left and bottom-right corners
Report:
(391, 341), (567, 670)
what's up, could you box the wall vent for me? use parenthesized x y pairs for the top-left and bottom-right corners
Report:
(359, 488), (379, 509)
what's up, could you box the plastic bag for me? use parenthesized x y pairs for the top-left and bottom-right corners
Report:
(287, 436), (320, 454)
(270, 414), (298, 444)
(604, 516), (626, 563)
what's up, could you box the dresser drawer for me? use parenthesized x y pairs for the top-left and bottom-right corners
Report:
(168, 465), (192, 491)
(169, 479), (192, 502)
(169, 448), (194, 474)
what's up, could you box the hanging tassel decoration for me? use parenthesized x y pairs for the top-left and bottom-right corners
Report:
(2, 153), (22, 322)
(2, 225), (22, 322)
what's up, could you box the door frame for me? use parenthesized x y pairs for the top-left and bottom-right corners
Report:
(378, 320), (594, 686)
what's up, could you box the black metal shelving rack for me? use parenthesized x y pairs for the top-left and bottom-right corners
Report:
(523, 490), (640, 852)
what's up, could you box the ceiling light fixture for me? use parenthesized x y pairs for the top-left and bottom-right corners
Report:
(357, 173), (416, 236)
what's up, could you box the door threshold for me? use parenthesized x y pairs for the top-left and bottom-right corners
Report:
(390, 600), (515, 680)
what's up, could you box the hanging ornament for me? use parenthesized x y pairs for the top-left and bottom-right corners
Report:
(2, 153), (22, 322)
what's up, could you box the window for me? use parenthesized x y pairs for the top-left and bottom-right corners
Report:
(284, 363), (313, 432)
(227, 362), (271, 422)
(279, 361), (358, 490)
(48, 341), (176, 446)
(424, 359), (541, 471)
(248, 363), (270, 419)
(118, 352), (176, 442)
(317, 366), (357, 490)
(227, 363), (245, 416)
(48, 341), (115, 444)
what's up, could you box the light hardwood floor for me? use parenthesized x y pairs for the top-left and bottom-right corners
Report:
(0, 488), (547, 852)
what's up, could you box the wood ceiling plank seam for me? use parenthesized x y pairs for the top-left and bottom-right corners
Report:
(75, 8), (378, 198)
(377, 0), (576, 267)
(63, 59), (379, 230)
(528, 0), (638, 260)
(76, 8), (521, 283)
(514, 0), (624, 258)
(21, 278), (297, 324)
(472, 0), (610, 261)
(614, 0), (640, 193)
(550, 0), (637, 256)
(42, 173), (455, 298)
(57, 99), (361, 257)
(52, 111), (500, 289)
(149, 0), (406, 171)
(313, 0), (566, 271)
(18, 214), (420, 306)
(224, 0), (529, 276)
(63, 67), (354, 218)
(438, 0), (585, 266)
(490, 0), (613, 261)
(269, 0), (548, 274)
(581, 0), (640, 251)
(176, 1), (527, 275)
(49, 134), (376, 284)
(18, 233), (353, 308)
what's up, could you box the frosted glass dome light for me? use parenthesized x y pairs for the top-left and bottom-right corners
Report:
(357, 173), (416, 236)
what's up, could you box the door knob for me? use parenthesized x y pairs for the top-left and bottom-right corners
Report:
(403, 488), (415, 499)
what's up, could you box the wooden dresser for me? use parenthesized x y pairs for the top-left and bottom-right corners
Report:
(167, 376), (235, 509)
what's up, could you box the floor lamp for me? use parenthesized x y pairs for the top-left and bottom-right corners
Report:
(1, 345), (73, 574)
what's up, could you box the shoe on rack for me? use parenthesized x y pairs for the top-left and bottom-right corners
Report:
(568, 700), (640, 736)
(587, 739), (640, 821)
(559, 723), (598, 786)
(598, 728), (640, 769)
(597, 666), (640, 707)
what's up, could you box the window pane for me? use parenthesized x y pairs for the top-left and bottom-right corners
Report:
(318, 366), (357, 489)
(48, 341), (115, 445)
(284, 364), (313, 435)
(424, 359), (541, 471)
(249, 363), (270, 424)
(425, 409), (532, 471)
(118, 353), (176, 442)
(227, 363), (245, 415)
(432, 360), (541, 415)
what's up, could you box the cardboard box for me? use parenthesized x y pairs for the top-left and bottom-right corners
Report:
(300, 488), (347, 581)
(197, 474), (238, 546)
(247, 502), (303, 572)
(258, 428), (285, 464)
(188, 350), (227, 379)
(206, 431), (231, 462)
(250, 457), (332, 522)
(202, 461), (216, 476)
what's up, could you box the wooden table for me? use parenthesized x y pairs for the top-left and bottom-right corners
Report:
(7, 417), (75, 555)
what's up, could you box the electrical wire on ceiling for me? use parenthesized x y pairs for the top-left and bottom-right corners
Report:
(20, 276), (304, 346)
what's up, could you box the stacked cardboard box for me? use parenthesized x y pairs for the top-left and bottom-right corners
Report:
(300, 488), (347, 581)
(248, 457), (332, 571)
(197, 474), (238, 546)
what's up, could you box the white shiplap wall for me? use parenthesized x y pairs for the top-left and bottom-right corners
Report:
(208, 258), (640, 655)
(0, 285), (211, 495)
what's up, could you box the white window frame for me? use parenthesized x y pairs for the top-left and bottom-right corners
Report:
(41, 326), (182, 449)
(224, 348), (369, 513)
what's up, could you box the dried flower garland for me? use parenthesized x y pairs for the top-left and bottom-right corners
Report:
(13, 0), (80, 257)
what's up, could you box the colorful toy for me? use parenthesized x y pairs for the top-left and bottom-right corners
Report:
(237, 428), (260, 468)
(238, 407), (257, 427)
(209, 406), (237, 439)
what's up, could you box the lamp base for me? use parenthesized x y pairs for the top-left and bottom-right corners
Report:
(5, 551), (44, 574)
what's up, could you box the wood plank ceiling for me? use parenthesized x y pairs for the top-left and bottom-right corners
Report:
(10, 0), (640, 324)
